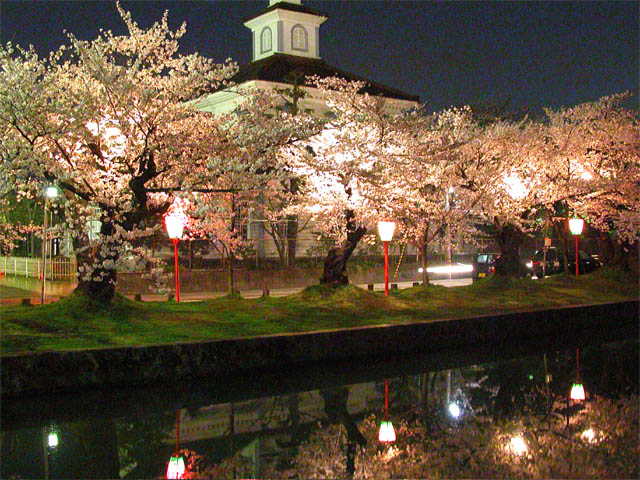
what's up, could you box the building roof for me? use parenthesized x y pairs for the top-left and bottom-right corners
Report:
(244, 1), (328, 23)
(229, 53), (420, 102)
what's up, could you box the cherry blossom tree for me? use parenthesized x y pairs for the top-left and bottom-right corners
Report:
(538, 93), (639, 270)
(458, 118), (545, 277)
(368, 107), (483, 284)
(289, 77), (413, 286)
(263, 76), (318, 267)
(0, 5), (238, 302)
(278, 395), (638, 479)
(185, 87), (320, 293)
(0, 187), (40, 255)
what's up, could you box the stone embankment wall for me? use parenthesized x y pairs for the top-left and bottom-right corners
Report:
(116, 263), (423, 294)
(2, 301), (637, 396)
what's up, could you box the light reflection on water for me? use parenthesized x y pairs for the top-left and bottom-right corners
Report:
(2, 337), (638, 479)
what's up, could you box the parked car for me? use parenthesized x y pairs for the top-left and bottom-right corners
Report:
(472, 253), (498, 281)
(530, 247), (600, 278)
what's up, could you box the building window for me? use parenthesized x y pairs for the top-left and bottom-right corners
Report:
(291, 25), (307, 51)
(233, 203), (250, 241)
(261, 27), (272, 53)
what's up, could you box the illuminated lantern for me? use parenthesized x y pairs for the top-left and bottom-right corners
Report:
(377, 221), (396, 296)
(378, 420), (396, 444)
(377, 221), (396, 242)
(568, 218), (584, 236)
(378, 379), (396, 444)
(167, 409), (185, 479)
(570, 348), (586, 401)
(166, 455), (185, 480)
(568, 218), (584, 276)
(570, 382), (586, 401)
(165, 205), (187, 302)
(165, 211), (186, 240)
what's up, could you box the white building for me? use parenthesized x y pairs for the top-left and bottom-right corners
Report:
(195, 0), (419, 263)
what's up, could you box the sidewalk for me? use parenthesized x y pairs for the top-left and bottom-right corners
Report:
(124, 278), (473, 302)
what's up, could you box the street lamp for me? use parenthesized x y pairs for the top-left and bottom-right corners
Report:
(40, 186), (58, 305)
(568, 218), (584, 276)
(47, 431), (59, 448)
(377, 220), (396, 296)
(165, 209), (186, 302)
(446, 187), (454, 278)
(378, 379), (396, 444)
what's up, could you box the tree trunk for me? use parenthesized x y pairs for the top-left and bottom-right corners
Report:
(74, 218), (117, 302)
(320, 387), (366, 479)
(271, 223), (287, 267)
(552, 217), (570, 274)
(286, 215), (298, 267)
(420, 372), (429, 417)
(227, 249), (235, 294)
(420, 241), (430, 285)
(320, 209), (366, 286)
(598, 230), (615, 266)
(228, 196), (237, 294)
(612, 239), (632, 270)
(493, 220), (524, 277)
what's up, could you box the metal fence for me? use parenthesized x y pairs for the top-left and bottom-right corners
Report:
(0, 256), (77, 280)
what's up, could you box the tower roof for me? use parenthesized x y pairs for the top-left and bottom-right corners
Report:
(229, 53), (419, 102)
(244, 1), (328, 23)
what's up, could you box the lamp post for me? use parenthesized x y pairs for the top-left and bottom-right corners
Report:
(568, 218), (584, 276)
(377, 220), (396, 296)
(40, 186), (58, 305)
(378, 379), (396, 444)
(165, 210), (185, 302)
(446, 187), (454, 279)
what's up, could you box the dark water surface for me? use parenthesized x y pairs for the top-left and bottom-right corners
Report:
(2, 324), (638, 479)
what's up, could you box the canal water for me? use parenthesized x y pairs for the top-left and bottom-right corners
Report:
(2, 332), (638, 479)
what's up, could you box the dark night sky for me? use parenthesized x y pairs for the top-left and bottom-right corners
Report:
(1, 1), (638, 112)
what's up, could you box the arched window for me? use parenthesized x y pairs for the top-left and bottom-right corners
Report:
(291, 25), (308, 51)
(261, 27), (272, 53)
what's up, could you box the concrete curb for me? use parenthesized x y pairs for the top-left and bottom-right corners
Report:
(2, 301), (638, 396)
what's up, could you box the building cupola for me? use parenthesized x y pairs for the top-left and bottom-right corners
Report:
(244, 1), (327, 62)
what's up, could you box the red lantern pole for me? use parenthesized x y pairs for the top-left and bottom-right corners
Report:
(378, 378), (396, 444)
(574, 235), (579, 276)
(172, 238), (180, 302)
(384, 241), (389, 296)
(175, 409), (180, 454)
(384, 379), (389, 418)
(167, 409), (185, 479)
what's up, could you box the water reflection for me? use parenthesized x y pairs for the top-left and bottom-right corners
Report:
(2, 338), (638, 479)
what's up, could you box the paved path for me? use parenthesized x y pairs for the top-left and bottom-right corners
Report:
(126, 278), (473, 302)
(0, 276), (472, 304)
(0, 285), (40, 304)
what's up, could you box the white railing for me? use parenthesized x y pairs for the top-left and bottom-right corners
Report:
(0, 256), (77, 280)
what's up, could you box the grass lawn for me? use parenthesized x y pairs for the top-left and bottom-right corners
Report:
(1, 268), (638, 355)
